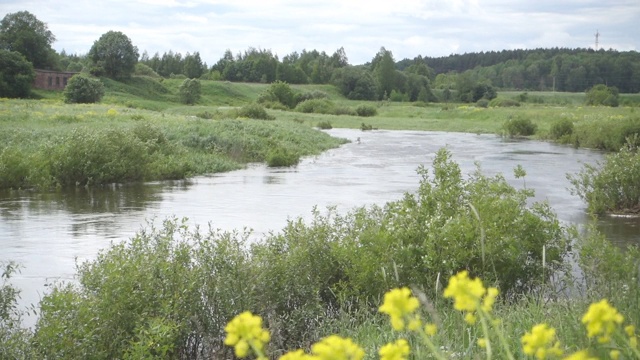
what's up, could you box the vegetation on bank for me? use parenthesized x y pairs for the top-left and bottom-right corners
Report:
(0, 98), (347, 190)
(1, 150), (639, 359)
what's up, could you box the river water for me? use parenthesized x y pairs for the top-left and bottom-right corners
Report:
(1, 128), (639, 325)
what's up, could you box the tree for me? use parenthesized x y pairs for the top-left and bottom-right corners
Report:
(0, 49), (35, 98)
(63, 74), (104, 104)
(585, 84), (619, 107)
(373, 47), (396, 99)
(183, 52), (205, 79)
(0, 11), (57, 69)
(88, 31), (139, 79)
(178, 78), (201, 104)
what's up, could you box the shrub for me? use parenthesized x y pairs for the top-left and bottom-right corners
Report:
(489, 98), (521, 107)
(549, 118), (574, 140)
(260, 101), (288, 111)
(237, 103), (273, 120)
(294, 90), (328, 104)
(586, 84), (619, 107)
(316, 120), (332, 129)
(295, 99), (335, 114)
(0, 49), (35, 98)
(502, 116), (537, 137)
(134, 63), (160, 78)
(569, 145), (640, 215)
(178, 78), (201, 105)
(332, 106), (357, 116)
(355, 104), (377, 117)
(63, 74), (104, 104)
(263, 81), (296, 108)
(476, 99), (489, 108)
(266, 147), (300, 167)
(0, 262), (35, 358)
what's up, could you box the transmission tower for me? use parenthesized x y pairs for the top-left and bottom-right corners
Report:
(595, 30), (600, 50)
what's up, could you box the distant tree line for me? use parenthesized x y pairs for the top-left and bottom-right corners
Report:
(2, 10), (640, 101)
(400, 48), (640, 93)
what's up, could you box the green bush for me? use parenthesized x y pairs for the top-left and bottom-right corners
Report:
(476, 99), (489, 108)
(134, 63), (160, 78)
(0, 262), (35, 358)
(502, 116), (537, 137)
(294, 90), (328, 104)
(549, 118), (574, 141)
(571, 116), (640, 151)
(178, 78), (201, 105)
(266, 147), (300, 167)
(355, 104), (377, 117)
(333, 106), (357, 116)
(63, 74), (104, 104)
(316, 120), (332, 129)
(295, 99), (335, 114)
(569, 145), (640, 215)
(489, 98), (521, 107)
(261, 81), (296, 108)
(586, 84), (619, 107)
(236, 103), (273, 120)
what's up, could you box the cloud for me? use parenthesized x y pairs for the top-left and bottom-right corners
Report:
(1, 0), (638, 64)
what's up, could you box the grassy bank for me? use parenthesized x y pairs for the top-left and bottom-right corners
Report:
(0, 98), (347, 190)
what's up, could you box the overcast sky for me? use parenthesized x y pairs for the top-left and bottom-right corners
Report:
(2, 0), (639, 65)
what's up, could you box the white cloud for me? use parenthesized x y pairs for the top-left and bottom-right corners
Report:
(1, 0), (638, 64)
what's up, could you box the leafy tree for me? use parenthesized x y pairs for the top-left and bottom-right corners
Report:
(331, 66), (377, 100)
(178, 78), (201, 105)
(183, 52), (205, 79)
(373, 47), (396, 99)
(63, 74), (104, 103)
(88, 31), (139, 79)
(0, 49), (35, 98)
(0, 11), (57, 69)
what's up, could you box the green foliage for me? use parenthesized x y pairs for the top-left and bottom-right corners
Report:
(0, 49), (35, 98)
(548, 118), (574, 141)
(0, 262), (35, 359)
(134, 63), (160, 78)
(262, 80), (297, 108)
(63, 74), (105, 104)
(236, 103), (273, 120)
(178, 78), (201, 105)
(489, 98), (521, 107)
(295, 99), (335, 114)
(0, 11), (57, 69)
(266, 147), (300, 167)
(569, 145), (640, 215)
(355, 104), (377, 117)
(585, 84), (620, 107)
(89, 31), (139, 79)
(331, 66), (378, 100)
(316, 120), (332, 129)
(502, 116), (537, 137)
(571, 116), (640, 151)
(476, 99), (489, 108)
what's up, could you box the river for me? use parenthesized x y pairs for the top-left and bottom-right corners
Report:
(1, 128), (638, 326)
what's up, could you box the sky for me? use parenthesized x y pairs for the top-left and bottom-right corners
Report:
(1, 0), (639, 66)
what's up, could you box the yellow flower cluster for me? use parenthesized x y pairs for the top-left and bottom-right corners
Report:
(379, 339), (410, 360)
(581, 299), (624, 344)
(562, 350), (598, 360)
(311, 335), (366, 360)
(378, 287), (421, 331)
(521, 323), (563, 359)
(443, 270), (499, 324)
(224, 311), (271, 359)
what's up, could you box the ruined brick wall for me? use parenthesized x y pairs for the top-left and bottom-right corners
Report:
(33, 70), (79, 90)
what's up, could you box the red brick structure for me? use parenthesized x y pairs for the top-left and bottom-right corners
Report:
(33, 69), (79, 90)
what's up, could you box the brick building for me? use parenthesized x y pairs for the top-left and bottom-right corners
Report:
(33, 69), (79, 90)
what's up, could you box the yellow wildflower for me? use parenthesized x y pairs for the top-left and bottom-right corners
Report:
(625, 325), (636, 337)
(478, 338), (487, 348)
(581, 299), (623, 343)
(610, 350), (620, 360)
(425, 323), (437, 337)
(444, 271), (486, 312)
(379, 287), (421, 331)
(482, 287), (499, 312)
(224, 311), (271, 358)
(562, 350), (597, 360)
(279, 349), (313, 360)
(521, 323), (563, 359)
(379, 339), (410, 360)
(311, 335), (365, 360)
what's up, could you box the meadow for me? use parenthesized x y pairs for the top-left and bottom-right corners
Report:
(1, 77), (640, 359)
